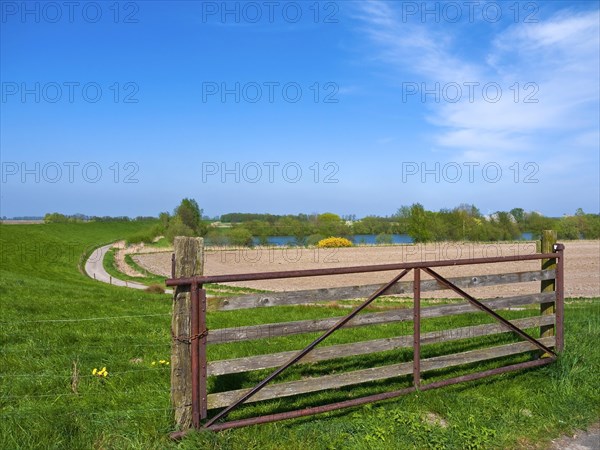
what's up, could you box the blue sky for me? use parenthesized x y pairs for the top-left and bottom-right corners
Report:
(1, 0), (599, 218)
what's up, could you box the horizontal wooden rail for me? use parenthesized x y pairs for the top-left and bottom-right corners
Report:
(207, 315), (555, 376)
(207, 292), (556, 344)
(208, 269), (555, 311)
(207, 336), (555, 409)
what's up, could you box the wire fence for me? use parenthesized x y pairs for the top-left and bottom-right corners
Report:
(0, 311), (174, 416)
(0, 312), (170, 325)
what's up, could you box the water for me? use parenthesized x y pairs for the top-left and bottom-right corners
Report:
(351, 234), (413, 244)
(252, 234), (414, 246)
(253, 233), (534, 247)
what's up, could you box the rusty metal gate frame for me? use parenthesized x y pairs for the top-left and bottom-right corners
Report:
(167, 244), (564, 433)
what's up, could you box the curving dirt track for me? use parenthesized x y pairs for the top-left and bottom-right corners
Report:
(135, 240), (600, 298)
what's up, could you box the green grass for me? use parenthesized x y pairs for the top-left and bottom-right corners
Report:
(145, 237), (171, 248)
(0, 222), (598, 449)
(102, 247), (167, 286)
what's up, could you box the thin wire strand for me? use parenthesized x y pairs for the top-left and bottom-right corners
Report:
(1, 387), (176, 399)
(0, 367), (171, 378)
(0, 342), (172, 354)
(0, 406), (176, 418)
(0, 313), (170, 325)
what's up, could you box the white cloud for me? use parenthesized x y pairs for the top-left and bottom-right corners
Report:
(351, 1), (483, 83)
(352, 2), (600, 161)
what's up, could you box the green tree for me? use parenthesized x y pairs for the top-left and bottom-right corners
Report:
(406, 203), (434, 243)
(394, 206), (412, 234)
(510, 207), (525, 224)
(165, 216), (195, 243)
(557, 217), (580, 239)
(491, 211), (520, 240)
(158, 212), (170, 232)
(522, 212), (555, 239)
(228, 227), (254, 246)
(43, 212), (69, 223)
(583, 214), (600, 238)
(316, 213), (349, 237)
(174, 198), (200, 230)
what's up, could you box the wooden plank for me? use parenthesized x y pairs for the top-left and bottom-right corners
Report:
(207, 315), (555, 376)
(209, 269), (555, 311)
(207, 336), (555, 409)
(208, 292), (556, 344)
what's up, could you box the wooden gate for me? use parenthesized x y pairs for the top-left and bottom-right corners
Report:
(167, 239), (564, 436)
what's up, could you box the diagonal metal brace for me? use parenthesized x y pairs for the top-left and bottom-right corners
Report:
(203, 268), (412, 428)
(423, 267), (556, 357)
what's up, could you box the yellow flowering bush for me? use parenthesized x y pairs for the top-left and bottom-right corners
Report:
(316, 237), (353, 248)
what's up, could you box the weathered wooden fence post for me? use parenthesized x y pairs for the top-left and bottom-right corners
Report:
(171, 237), (204, 430)
(540, 230), (557, 349)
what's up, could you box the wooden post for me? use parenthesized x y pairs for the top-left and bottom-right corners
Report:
(171, 237), (204, 430)
(540, 230), (557, 351)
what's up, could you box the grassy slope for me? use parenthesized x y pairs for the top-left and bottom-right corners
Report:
(0, 223), (598, 449)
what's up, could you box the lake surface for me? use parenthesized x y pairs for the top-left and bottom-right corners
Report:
(253, 232), (535, 246)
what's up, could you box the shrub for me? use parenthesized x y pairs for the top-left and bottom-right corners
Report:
(126, 229), (156, 245)
(316, 237), (353, 248)
(375, 233), (393, 245)
(228, 227), (254, 247)
(306, 234), (325, 246)
(205, 230), (229, 246)
(165, 216), (195, 243)
(145, 284), (165, 294)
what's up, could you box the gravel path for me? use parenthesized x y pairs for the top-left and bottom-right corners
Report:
(84, 243), (173, 293)
(84, 244), (150, 290)
(549, 423), (600, 449)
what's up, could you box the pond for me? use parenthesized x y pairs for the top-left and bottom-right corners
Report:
(253, 233), (534, 246)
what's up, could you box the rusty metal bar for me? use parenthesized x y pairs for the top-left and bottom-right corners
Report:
(413, 268), (421, 388)
(206, 386), (416, 432)
(554, 244), (565, 352)
(166, 252), (559, 286)
(202, 269), (412, 428)
(196, 357), (555, 433)
(423, 267), (556, 357)
(421, 355), (555, 390)
(171, 253), (175, 279)
(198, 287), (208, 420)
(190, 281), (200, 428)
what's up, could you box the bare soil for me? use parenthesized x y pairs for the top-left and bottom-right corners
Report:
(113, 241), (174, 278)
(134, 240), (600, 298)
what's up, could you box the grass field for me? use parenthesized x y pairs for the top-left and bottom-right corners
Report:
(0, 222), (599, 449)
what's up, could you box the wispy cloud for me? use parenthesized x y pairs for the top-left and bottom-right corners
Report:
(351, 2), (600, 164)
(351, 1), (483, 83)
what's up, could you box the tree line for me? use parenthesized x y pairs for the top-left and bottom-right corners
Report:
(44, 200), (600, 246)
(159, 201), (600, 246)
